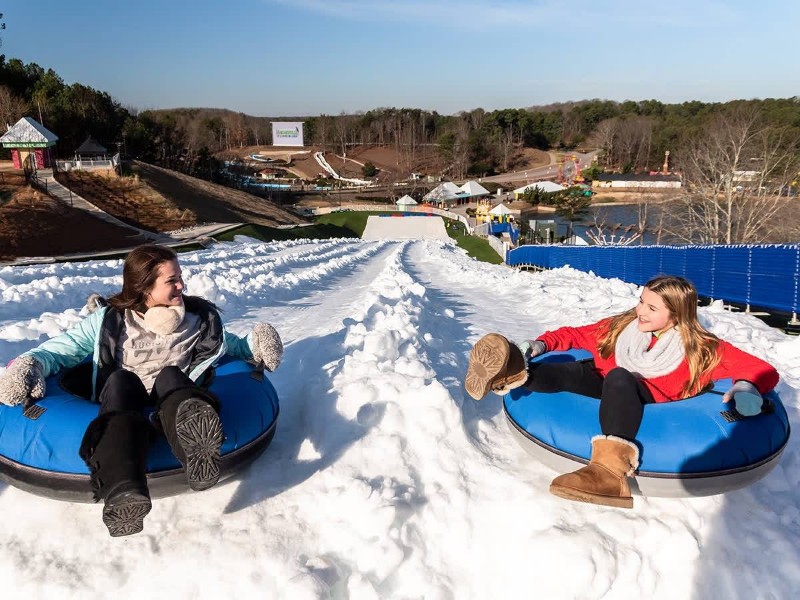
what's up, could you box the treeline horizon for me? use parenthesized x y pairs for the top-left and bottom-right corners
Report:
(2, 55), (799, 180)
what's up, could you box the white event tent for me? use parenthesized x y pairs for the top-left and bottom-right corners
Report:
(488, 203), (516, 218)
(423, 182), (464, 205)
(459, 180), (490, 198)
(513, 180), (565, 198)
(395, 195), (418, 207)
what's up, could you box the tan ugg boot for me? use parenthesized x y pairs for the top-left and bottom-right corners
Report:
(464, 333), (528, 400)
(549, 435), (639, 509)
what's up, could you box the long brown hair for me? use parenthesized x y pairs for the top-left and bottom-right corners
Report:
(107, 244), (179, 312)
(597, 275), (721, 397)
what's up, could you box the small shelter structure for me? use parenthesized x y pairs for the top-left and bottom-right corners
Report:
(423, 182), (465, 208)
(396, 195), (418, 209)
(485, 203), (521, 246)
(459, 180), (490, 200)
(513, 180), (565, 199)
(488, 203), (518, 223)
(0, 117), (58, 171)
(75, 135), (108, 159)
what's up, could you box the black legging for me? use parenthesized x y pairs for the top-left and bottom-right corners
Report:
(98, 366), (197, 415)
(522, 360), (655, 440)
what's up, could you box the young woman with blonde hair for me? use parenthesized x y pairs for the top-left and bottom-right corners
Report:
(465, 275), (779, 508)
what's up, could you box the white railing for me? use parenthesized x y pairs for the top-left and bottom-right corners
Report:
(472, 222), (490, 237)
(486, 234), (509, 259)
(56, 159), (115, 171)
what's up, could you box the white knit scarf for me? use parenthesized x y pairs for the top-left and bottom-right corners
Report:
(614, 319), (685, 379)
(142, 304), (186, 335)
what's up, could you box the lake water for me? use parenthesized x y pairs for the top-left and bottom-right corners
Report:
(529, 203), (666, 245)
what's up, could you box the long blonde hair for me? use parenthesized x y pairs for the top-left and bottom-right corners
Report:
(597, 275), (721, 397)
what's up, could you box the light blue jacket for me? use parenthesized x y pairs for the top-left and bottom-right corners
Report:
(24, 300), (254, 402)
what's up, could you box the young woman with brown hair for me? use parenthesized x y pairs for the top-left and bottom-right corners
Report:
(465, 275), (779, 508)
(0, 244), (283, 536)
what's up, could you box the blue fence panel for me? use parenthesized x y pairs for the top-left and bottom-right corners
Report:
(578, 247), (594, 273)
(618, 247), (635, 283)
(550, 247), (566, 270)
(596, 247), (616, 280)
(506, 246), (526, 266)
(712, 247), (752, 306)
(552, 247), (570, 270)
(638, 247), (663, 285)
(749, 246), (799, 312)
(572, 247), (592, 273)
(538, 246), (552, 268)
(684, 247), (715, 296)
(506, 244), (800, 315)
(706, 247), (719, 299)
(656, 247), (684, 280)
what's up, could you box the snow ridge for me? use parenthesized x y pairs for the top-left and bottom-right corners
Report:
(1, 238), (799, 599)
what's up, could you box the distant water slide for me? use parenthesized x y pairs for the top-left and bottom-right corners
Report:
(249, 154), (275, 163)
(313, 152), (372, 186)
(361, 215), (450, 241)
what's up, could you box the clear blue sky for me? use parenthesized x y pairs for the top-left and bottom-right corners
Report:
(2, 1), (798, 117)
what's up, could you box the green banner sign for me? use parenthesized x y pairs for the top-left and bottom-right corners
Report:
(1, 142), (52, 148)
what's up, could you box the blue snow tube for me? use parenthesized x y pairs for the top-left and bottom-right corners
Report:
(0, 357), (279, 502)
(504, 350), (790, 497)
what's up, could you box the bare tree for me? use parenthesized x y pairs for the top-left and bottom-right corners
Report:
(630, 193), (670, 245)
(616, 116), (654, 171)
(335, 111), (353, 157)
(590, 118), (618, 169)
(225, 112), (249, 148)
(499, 125), (515, 172)
(0, 85), (27, 128)
(452, 119), (471, 180)
(314, 114), (335, 150)
(670, 107), (800, 244)
(561, 110), (583, 146)
(589, 116), (654, 172)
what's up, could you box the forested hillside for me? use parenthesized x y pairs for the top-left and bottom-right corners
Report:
(2, 54), (799, 183)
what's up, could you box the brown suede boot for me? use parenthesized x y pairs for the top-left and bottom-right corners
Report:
(464, 333), (528, 400)
(549, 435), (639, 509)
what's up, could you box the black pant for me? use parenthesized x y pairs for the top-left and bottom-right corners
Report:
(99, 366), (220, 462)
(98, 366), (197, 415)
(523, 360), (654, 440)
(81, 367), (214, 500)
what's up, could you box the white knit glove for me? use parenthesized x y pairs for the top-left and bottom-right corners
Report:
(518, 340), (547, 361)
(0, 356), (46, 407)
(250, 323), (283, 372)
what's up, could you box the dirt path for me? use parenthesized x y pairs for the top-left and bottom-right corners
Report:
(0, 183), (146, 261)
(132, 162), (305, 227)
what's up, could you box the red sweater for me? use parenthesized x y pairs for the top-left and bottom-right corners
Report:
(536, 318), (779, 403)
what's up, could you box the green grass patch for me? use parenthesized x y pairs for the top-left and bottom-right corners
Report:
(445, 219), (504, 264)
(315, 211), (392, 237)
(216, 211), (392, 243)
(217, 212), (504, 265)
(215, 222), (356, 243)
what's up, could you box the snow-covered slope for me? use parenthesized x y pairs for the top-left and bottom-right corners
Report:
(1, 237), (798, 599)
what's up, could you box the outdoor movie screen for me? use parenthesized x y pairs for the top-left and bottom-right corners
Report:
(271, 122), (305, 147)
